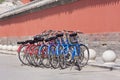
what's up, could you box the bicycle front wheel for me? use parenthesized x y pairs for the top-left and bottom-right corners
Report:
(40, 45), (51, 68)
(18, 45), (29, 65)
(50, 45), (59, 69)
(79, 44), (89, 67)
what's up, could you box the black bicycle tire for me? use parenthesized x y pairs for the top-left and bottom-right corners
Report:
(40, 45), (51, 68)
(50, 45), (59, 69)
(59, 45), (67, 69)
(30, 45), (42, 67)
(79, 44), (89, 67)
(18, 45), (29, 65)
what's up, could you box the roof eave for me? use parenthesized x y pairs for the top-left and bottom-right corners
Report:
(0, 0), (78, 20)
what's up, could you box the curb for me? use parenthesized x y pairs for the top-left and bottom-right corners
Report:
(0, 50), (17, 55)
(88, 63), (120, 70)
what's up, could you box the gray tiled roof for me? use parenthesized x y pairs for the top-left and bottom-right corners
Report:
(0, 0), (78, 19)
(0, 1), (23, 14)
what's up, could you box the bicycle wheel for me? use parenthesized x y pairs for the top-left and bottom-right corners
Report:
(18, 45), (29, 65)
(25, 45), (37, 66)
(31, 46), (42, 67)
(26, 53), (34, 65)
(59, 45), (67, 69)
(79, 44), (89, 67)
(40, 45), (51, 68)
(65, 46), (73, 66)
(50, 45), (59, 69)
(67, 46), (82, 70)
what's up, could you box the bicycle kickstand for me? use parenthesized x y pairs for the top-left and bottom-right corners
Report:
(70, 61), (74, 71)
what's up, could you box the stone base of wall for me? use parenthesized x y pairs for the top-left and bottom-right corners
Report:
(0, 36), (32, 45)
(0, 32), (120, 56)
(83, 32), (120, 57)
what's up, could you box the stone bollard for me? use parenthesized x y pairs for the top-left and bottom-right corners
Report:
(12, 45), (19, 51)
(0, 45), (2, 50)
(6, 45), (9, 51)
(84, 49), (97, 63)
(2, 45), (7, 50)
(102, 50), (117, 65)
(7, 45), (13, 51)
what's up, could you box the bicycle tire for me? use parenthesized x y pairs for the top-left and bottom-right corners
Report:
(59, 45), (67, 69)
(39, 45), (51, 68)
(18, 45), (29, 65)
(50, 45), (59, 69)
(30, 45), (42, 67)
(79, 44), (89, 67)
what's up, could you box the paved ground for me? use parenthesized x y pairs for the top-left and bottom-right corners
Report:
(0, 53), (120, 80)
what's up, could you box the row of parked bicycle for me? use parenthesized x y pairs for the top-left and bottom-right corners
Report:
(17, 30), (89, 71)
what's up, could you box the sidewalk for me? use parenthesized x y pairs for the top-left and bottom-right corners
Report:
(1, 49), (120, 71)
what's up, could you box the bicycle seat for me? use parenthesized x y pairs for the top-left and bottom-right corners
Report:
(69, 33), (77, 37)
(17, 41), (25, 44)
(49, 36), (57, 40)
(37, 38), (44, 41)
(29, 40), (35, 44)
(34, 37), (44, 41)
(34, 36), (40, 41)
(45, 36), (56, 42)
(25, 40), (33, 43)
(56, 33), (63, 37)
(45, 38), (51, 42)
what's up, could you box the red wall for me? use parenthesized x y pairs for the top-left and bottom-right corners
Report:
(0, 0), (120, 37)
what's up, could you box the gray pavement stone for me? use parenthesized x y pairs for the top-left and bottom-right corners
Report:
(0, 53), (120, 80)
(0, 50), (17, 55)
